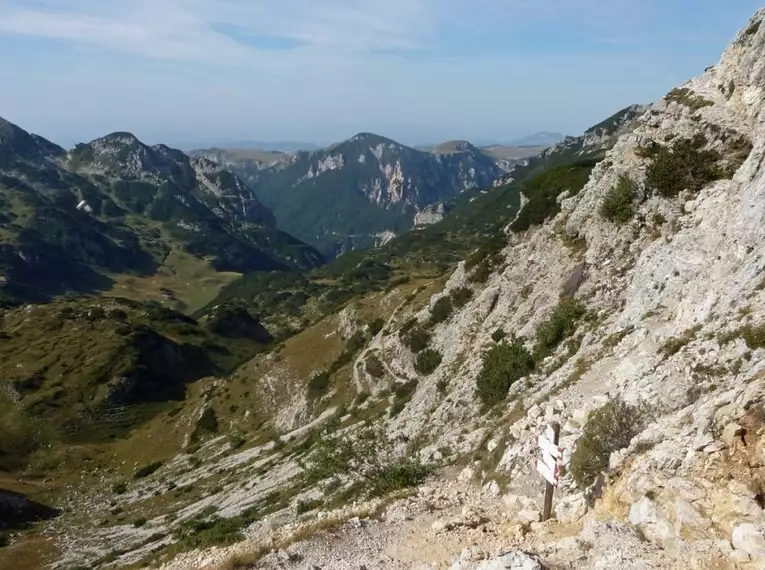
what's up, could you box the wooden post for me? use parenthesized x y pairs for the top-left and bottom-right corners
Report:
(542, 421), (560, 522)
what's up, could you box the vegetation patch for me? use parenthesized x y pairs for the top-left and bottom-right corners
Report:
(428, 297), (453, 326)
(475, 340), (534, 410)
(533, 298), (586, 360)
(449, 287), (473, 308)
(660, 324), (703, 356)
(133, 461), (163, 479)
(402, 326), (431, 353)
(510, 160), (597, 232)
(599, 175), (636, 224)
(746, 19), (761, 37)
(390, 380), (418, 417)
(304, 427), (430, 498)
(645, 135), (724, 197)
(415, 349), (443, 376)
(665, 88), (714, 112)
(365, 354), (384, 378)
(570, 400), (646, 488)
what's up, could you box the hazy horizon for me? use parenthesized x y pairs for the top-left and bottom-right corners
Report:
(1, 1), (762, 148)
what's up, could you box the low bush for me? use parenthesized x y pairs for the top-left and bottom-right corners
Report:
(365, 354), (384, 378)
(599, 175), (636, 224)
(469, 259), (492, 284)
(133, 461), (163, 479)
(402, 326), (431, 353)
(664, 87), (713, 111)
(491, 329), (507, 343)
(428, 297), (453, 326)
(645, 136), (723, 198)
(390, 380), (418, 418)
(415, 349), (442, 375)
(534, 298), (586, 359)
(475, 340), (534, 409)
(111, 481), (128, 494)
(570, 399), (646, 488)
(449, 287), (473, 308)
(369, 318), (385, 336)
(307, 371), (331, 399)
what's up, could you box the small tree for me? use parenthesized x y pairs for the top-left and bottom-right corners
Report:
(475, 340), (534, 409)
(415, 349), (442, 375)
(599, 175), (636, 224)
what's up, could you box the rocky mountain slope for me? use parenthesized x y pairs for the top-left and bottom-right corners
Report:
(193, 134), (511, 257)
(4, 7), (765, 570)
(0, 119), (322, 305)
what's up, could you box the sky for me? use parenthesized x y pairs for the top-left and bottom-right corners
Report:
(0, 0), (762, 149)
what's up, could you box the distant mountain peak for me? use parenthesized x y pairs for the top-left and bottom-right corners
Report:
(431, 140), (479, 155)
(509, 131), (566, 147)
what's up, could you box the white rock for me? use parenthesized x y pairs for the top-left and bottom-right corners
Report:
(721, 423), (744, 447)
(458, 466), (476, 482)
(487, 439), (499, 453)
(628, 497), (678, 545)
(473, 551), (542, 570)
(527, 405), (543, 420)
(516, 509), (541, 523)
(555, 493), (588, 523)
(732, 523), (765, 559)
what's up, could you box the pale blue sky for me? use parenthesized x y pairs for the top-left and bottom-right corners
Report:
(0, 0), (762, 148)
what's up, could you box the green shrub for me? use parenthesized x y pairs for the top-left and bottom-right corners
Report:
(449, 287), (473, 308)
(475, 340), (534, 409)
(402, 326), (431, 353)
(660, 325), (702, 356)
(390, 380), (418, 417)
(133, 517), (148, 528)
(534, 299), (586, 359)
(415, 349), (442, 375)
(369, 318), (385, 336)
(295, 498), (322, 514)
(570, 400), (646, 488)
(111, 481), (128, 494)
(645, 136), (723, 198)
(599, 176), (636, 224)
(429, 297), (453, 326)
(469, 259), (492, 284)
(365, 354), (384, 378)
(172, 515), (245, 551)
(491, 329), (507, 343)
(510, 160), (597, 232)
(665, 87), (713, 111)
(304, 427), (430, 498)
(307, 370), (331, 399)
(133, 461), (163, 479)
(745, 19), (761, 37)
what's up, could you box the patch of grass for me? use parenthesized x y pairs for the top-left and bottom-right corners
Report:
(645, 135), (724, 198)
(665, 87), (714, 112)
(171, 514), (246, 553)
(295, 498), (322, 515)
(475, 340), (534, 409)
(111, 481), (128, 494)
(599, 175), (636, 224)
(415, 349), (443, 376)
(133, 517), (148, 528)
(660, 324), (703, 356)
(534, 298), (586, 360)
(570, 399), (647, 488)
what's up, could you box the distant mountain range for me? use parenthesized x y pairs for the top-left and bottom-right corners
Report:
(0, 116), (323, 304)
(193, 134), (524, 257)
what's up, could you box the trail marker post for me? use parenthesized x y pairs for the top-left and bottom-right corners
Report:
(536, 421), (562, 522)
